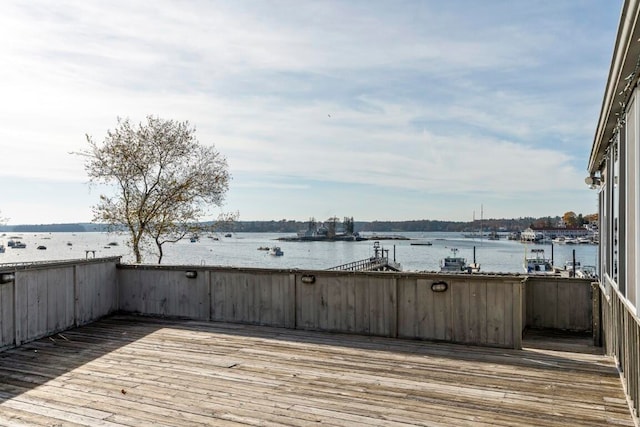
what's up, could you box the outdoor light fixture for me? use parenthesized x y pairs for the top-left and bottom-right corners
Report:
(431, 280), (448, 292)
(0, 273), (15, 284)
(301, 274), (316, 284)
(585, 175), (602, 190)
(185, 270), (198, 279)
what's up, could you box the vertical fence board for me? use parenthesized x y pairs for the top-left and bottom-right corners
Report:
(420, 279), (436, 339)
(468, 280), (487, 344)
(0, 282), (14, 348)
(397, 278), (417, 338)
(486, 281), (506, 346)
(451, 280), (470, 343)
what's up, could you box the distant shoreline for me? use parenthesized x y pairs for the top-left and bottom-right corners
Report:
(277, 234), (410, 242)
(0, 217), (561, 234)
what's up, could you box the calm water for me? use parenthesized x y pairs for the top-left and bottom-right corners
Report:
(1, 231), (598, 274)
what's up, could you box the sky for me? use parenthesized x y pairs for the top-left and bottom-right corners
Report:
(0, 1), (622, 224)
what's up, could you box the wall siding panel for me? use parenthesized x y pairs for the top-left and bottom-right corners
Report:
(526, 277), (592, 331)
(0, 282), (14, 349)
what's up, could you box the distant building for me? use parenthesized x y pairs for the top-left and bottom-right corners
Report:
(520, 226), (588, 242)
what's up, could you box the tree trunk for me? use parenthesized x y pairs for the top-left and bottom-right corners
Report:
(156, 242), (164, 264)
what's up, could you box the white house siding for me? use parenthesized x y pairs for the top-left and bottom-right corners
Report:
(589, 1), (640, 417)
(627, 94), (638, 308)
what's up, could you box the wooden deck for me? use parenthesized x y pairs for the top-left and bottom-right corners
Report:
(0, 315), (634, 426)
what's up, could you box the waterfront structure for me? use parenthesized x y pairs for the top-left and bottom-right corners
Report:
(589, 0), (640, 420)
(520, 226), (589, 242)
(520, 227), (543, 242)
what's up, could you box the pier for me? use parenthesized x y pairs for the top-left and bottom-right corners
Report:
(327, 241), (402, 271)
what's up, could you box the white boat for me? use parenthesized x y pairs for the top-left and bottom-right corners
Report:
(11, 241), (27, 249)
(575, 265), (597, 279)
(524, 248), (553, 274)
(269, 246), (284, 256)
(564, 260), (581, 270)
(552, 236), (567, 244)
(440, 248), (469, 272)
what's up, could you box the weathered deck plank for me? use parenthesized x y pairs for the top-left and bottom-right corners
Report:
(0, 315), (633, 426)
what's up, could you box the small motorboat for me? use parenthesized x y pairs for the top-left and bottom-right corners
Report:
(440, 248), (469, 272)
(524, 248), (554, 274)
(269, 246), (284, 256)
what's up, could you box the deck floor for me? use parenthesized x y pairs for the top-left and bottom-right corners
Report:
(0, 315), (634, 426)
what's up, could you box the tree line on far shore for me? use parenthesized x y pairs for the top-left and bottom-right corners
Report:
(0, 214), (596, 234)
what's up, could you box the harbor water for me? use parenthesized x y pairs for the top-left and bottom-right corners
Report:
(0, 232), (598, 274)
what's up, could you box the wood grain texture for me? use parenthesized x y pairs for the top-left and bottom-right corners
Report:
(0, 315), (633, 426)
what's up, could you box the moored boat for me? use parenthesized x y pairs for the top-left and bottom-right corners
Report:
(575, 265), (597, 279)
(440, 248), (468, 272)
(269, 246), (284, 256)
(524, 248), (553, 274)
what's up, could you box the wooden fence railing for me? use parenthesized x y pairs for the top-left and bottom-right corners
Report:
(0, 259), (598, 352)
(0, 258), (120, 350)
(600, 281), (640, 419)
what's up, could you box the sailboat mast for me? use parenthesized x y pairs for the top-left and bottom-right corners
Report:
(480, 204), (483, 244)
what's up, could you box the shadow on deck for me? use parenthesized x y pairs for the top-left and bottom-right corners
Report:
(523, 328), (601, 354)
(0, 315), (633, 426)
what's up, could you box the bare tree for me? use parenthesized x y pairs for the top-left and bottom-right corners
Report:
(80, 116), (231, 263)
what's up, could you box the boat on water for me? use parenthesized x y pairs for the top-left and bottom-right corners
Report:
(269, 246), (284, 256)
(552, 236), (566, 244)
(575, 265), (597, 279)
(10, 241), (27, 249)
(440, 248), (468, 272)
(524, 248), (553, 274)
(564, 260), (581, 270)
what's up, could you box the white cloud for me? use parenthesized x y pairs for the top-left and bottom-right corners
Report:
(0, 0), (617, 223)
